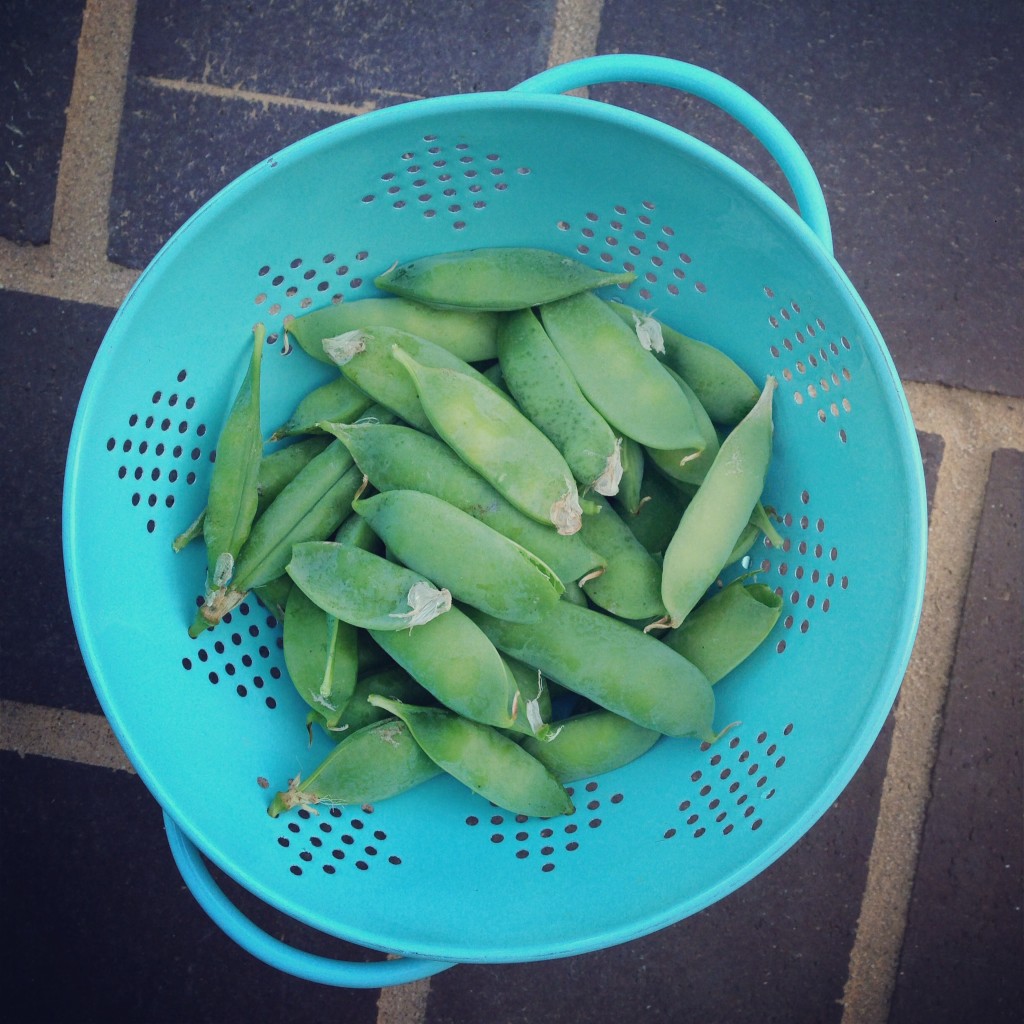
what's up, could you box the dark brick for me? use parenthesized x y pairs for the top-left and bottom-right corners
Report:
(595, 0), (1024, 397)
(0, 0), (86, 244)
(890, 448), (1024, 1024)
(0, 291), (113, 713)
(0, 752), (384, 1023)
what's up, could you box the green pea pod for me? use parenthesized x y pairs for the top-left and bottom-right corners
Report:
(285, 295), (501, 364)
(282, 584), (358, 729)
(578, 495), (667, 621)
(200, 325), (265, 596)
(663, 579), (783, 683)
(607, 301), (760, 426)
(392, 348), (584, 535)
(374, 247), (636, 312)
(270, 375), (372, 441)
(659, 377), (777, 628)
(621, 466), (691, 557)
(354, 489), (563, 623)
(502, 656), (554, 738)
(644, 369), (721, 487)
(172, 435), (333, 554)
(496, 308), (623, 495)
(323, 421), (603, 586)
(368, 696), (574, 818)
(615, 437), (646, 516)
(520, 709), (660, 783)
(368, 609), (519, 729)
(287, 541), (453, 631)
(253, 575), (292, 621)
(267, 717), (442, 817)
(312, 666), (435, 741)
(468, 601), (718, 741)
(539, 291), (704, 453)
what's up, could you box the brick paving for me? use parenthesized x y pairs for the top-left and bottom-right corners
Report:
(1, 2), (1021, 1023)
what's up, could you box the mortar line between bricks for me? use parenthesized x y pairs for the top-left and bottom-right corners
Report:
(840, 381), (1023, 1024)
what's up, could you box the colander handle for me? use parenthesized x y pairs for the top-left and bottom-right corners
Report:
(163, 812), (455, 988)
(511, 54), (834, 254)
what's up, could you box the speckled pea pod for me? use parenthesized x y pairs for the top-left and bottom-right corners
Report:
(520, 709), (660, 783)
(282, 583), (358, 729)
(287, 541), (453, 631)
(578, 495), (666, 621)
(496, 308), (623, 496)
(323, 422), (603, 586)
(467, 601), (718, 741)
(368, 608), (520, 730)
(199, 325), (265, 603)
(607, 301), (760, 426)
(658, 377), (777, 628)
(539, 291), (704, 453)
(644, 368), (720, 487)
(374, 246), (636, 312)
(266, 716), (442, 817)
(354, 489), (563, 622)
(285, 295), (501, 364)
(322, 325), (506, 433)
(368, 696), (574, 818)
(662, 579), (783, 684)
(270, 375), (372, 441)
(392, 348), (584, 535)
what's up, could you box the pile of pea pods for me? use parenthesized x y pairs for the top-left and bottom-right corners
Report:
(177, 246), (784, 820)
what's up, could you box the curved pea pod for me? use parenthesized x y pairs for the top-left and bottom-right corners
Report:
(644, 369), (720, 487)
(621, 467), (691, 557)
(270, 375), (372, 441)
(373, 246), (636, 312)
(285, 295), (501, 364)
(312, 665), (434, 741)
(199, 325), (265, 601)
(503, 655), (554, 738)
(607, 301), (760, 425)
(368, 608), (519, 729)
(663, 579), (783, 684)
(615, 437), (645, 516)
(368, 696), (574, 818)
(324, 422), (603, 586)
(267, 717), (442, 817)
(520, 709), (660, 783)
(658, 377), (777, 628)
(322, 325), (506, 433)
(539, 291), (704, 453)
(282, 583), (358, 729)
(354, 489), (563, 623)
(468, 601), (718, 741)
(287, 540), (453, 631)
(578, 495), (666, 621)
(496, 308), (623, 496)
(392, 348), (584, 535)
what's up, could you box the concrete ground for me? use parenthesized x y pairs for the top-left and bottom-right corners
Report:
(1, 1), (1021, 1022)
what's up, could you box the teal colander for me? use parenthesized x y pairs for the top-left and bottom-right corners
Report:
(63, 54), (927, 988)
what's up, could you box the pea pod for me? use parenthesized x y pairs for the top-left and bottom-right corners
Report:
(253, 575), (293, 621)
(323, 421), (603, 586)
(644, 369), (721, 487)
(503, 656), (554, 738)
(615, 437), (646, 516)
(392, 347), (584, 534)
(578, 495), (666, 621)
(663, 579), (783, 683)
(199, 325), (265, 599)
(539, 291), (704, 453)
(323, 325), (506, 433)
(368, 696), (574, 818)
(607, 301), (760, 425)
(270, 375), (372, 441)
(354, 489), (563, 623)
(467, 601), (718, 741)
(374, 246), (635, 312)
(311, 665), (434, 741)
(621, 466), (690, 557)
(368, 609), (519, 730)
(520, 709), (660, 783)
(282, 583), (358, 728)
(496, 308), (623, 495)
(658, 378), (777, 628)
(285, 295), (501, 364)
(286, 540), (453, 631)
(267, 717), (442, 817)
